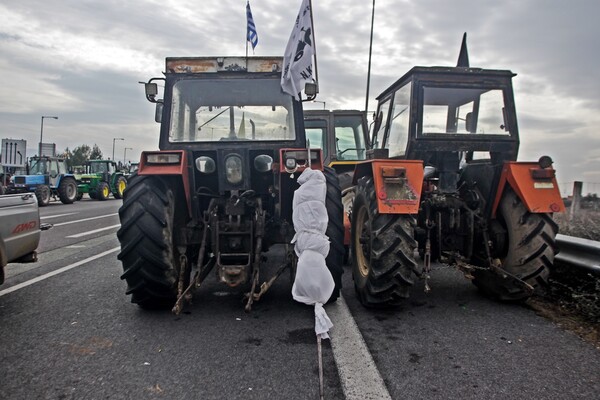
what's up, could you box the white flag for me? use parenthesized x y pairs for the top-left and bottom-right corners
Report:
(281, 0), (314, 101)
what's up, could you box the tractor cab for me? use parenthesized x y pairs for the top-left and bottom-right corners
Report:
(371, 66), (520, 194)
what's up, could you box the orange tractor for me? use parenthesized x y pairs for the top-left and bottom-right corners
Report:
(351, 50), (565, 306)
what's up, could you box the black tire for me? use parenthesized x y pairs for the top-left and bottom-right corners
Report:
(76, 192), (84, 201)
(351, 176), (418, 307)
(35, 185), (51, 207)
(117, 174), (183, 309)
(58, 177), (77, 204)
(113, 176), (127, 199)
(323, 167), (345, 302)
(472, 187), (558, 301)
(97, 182), (110, 201)
(89, 190), (97, 200)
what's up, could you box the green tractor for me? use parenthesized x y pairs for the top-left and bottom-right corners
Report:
(76, 160), (127, 200)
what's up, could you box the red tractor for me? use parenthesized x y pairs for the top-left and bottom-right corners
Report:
(117, 57), (344, 312)
(351, 50), (565, 306)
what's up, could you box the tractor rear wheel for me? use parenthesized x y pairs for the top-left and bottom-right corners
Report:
(472, 187), (558, 301)
(97, 182), (110, 200)
(117, 174), (183, 309)
(324, 167), (345, 302)
(351, 176), (418, 307)
(58, 177), (77, 204)
(35, 185), (51, 207)
(113, 176), (127, 199)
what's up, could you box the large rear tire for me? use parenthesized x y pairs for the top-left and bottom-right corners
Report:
(473, 187), (558, 301)
(323, 167), (345, 302)
(351, 176), (418, 307)
(117, 174), (182, 309)
(58, 177), (77, 204)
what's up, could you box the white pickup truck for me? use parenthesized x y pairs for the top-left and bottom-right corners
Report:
(0, 193), (49, 284)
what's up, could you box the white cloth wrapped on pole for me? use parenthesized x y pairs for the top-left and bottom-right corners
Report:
(291, 169), (334, 339)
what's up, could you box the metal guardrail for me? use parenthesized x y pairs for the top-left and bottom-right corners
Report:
(555, 234), (600, 275)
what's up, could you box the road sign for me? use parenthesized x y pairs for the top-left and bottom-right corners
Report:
(1, 139), (27, 168)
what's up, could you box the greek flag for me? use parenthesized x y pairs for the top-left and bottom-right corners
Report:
(246, 1), (258, 50)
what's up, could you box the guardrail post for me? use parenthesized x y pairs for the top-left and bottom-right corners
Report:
(569, 181), (583, 222)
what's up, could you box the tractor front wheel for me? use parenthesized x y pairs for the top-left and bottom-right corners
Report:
(58, 177), (77, 204)
(97, 182), (110, 200)
(351, 176), (418, 307)
(117, 174), (184, 309)
(472, 187), (558, 301)
(113, 176), (127, 199)
(35, 185), (51, 207)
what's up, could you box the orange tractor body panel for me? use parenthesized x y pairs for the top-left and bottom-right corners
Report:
(354, 160), (424, 214)
(492, 162), (565, 217)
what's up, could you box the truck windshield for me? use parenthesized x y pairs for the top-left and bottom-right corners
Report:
(169, 78), (296, 142)
(421, 86), (510, 136)
(89, 163), (108, 173)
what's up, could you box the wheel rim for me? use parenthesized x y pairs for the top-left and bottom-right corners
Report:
(68, 183), (76, 198)
(118, 180), (126, 195)
(103, 186), (109, 197)
(355, 204), (371, 278)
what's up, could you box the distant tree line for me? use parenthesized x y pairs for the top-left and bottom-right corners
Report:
(60, 144), (103, 170)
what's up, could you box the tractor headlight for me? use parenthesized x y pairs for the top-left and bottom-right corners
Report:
(285, 157), (297, 170)
(254, 155), (273, 173)
(225, 154), (243, 185)
(195, 156), (216, 174)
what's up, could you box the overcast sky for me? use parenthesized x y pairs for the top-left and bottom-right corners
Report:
(1, 0), (599, 194)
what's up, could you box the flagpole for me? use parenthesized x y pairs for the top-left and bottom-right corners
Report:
(245, 1), (249, 68)
(308, 0), (319, 94)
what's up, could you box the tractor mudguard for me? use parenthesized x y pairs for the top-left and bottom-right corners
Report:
(491, 162), (565, 217)
(353, 160), (424, 214)
(138, 150), (192, 215)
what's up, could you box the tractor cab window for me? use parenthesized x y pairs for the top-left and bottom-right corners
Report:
(385, 82), (411, 157)
(304, 119), (327, 152)
(29, 159), (47, 175)
(421, 86), (509, 136)
(334, 115), (367, 161)
(170, 78), (296, 142)
(372, 98), (391, 149)
(90, 163), (107, 174)
(57, 160), (67, 175)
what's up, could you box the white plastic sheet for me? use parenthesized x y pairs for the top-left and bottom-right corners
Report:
(291, 168), (334, 339)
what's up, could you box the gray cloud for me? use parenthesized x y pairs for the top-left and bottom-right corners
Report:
(1, 0), (599, 191)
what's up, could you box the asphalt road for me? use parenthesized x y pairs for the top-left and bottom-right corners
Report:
(1, 197), (598, 399)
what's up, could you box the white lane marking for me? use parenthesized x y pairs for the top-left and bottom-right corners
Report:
(52, 213), (118, 227)
(66, 224), (121, 238)
(328, 296), (392, 400)
(66, 245), (87, 249)
(40, 212), (78, 220)
(0, 247), (120, 297)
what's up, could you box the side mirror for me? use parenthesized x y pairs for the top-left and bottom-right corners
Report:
(465, 112), (476, 133)
(145, 83), (158, 101)
(155, 103), (163, 123)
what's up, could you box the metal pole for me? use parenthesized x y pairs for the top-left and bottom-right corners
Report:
(39, 116), (58, 156)
(124, 147), (132, 165)
(112, 138), (124, 161)
(365, 0), (376, 114)
(308, 0), (319, 92)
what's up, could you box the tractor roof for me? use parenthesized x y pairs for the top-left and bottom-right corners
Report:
(376, 66), (517, 101)
(165, 57), (283, 75)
